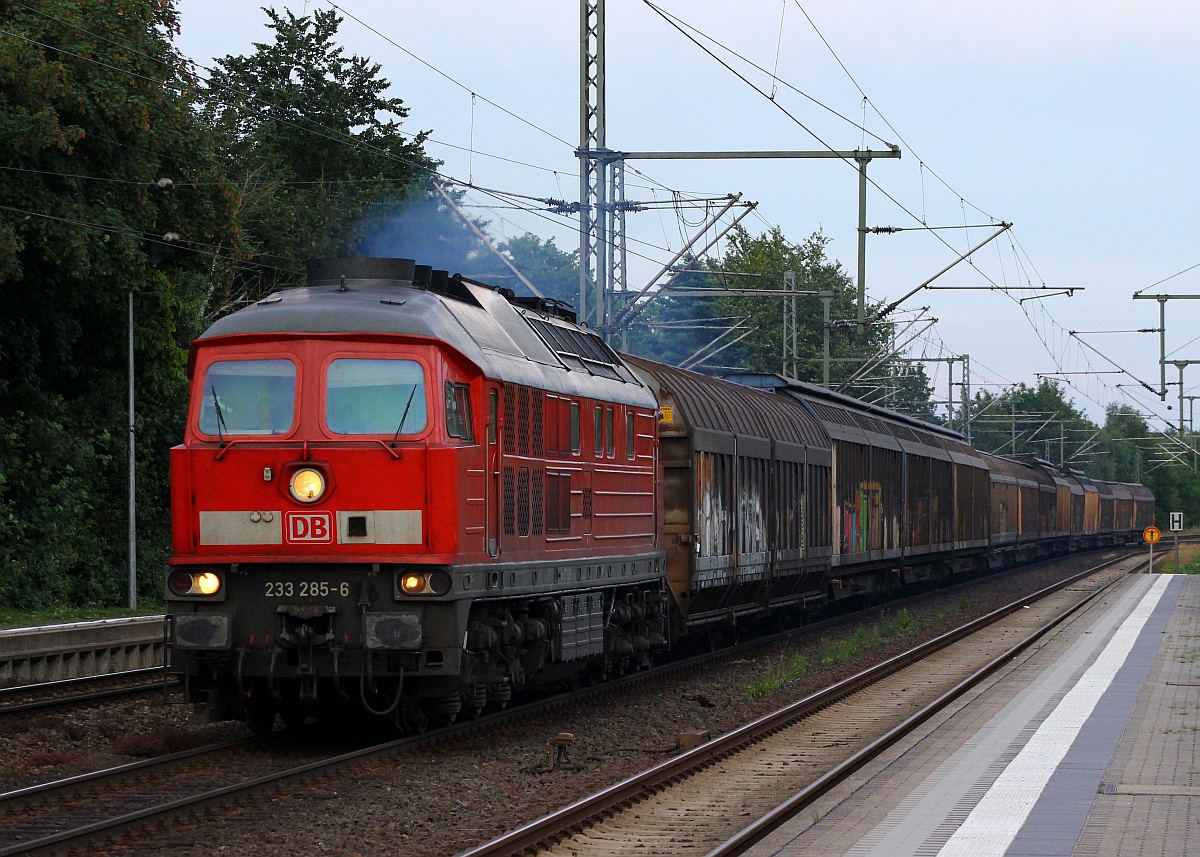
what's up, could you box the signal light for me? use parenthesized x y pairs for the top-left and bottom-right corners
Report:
(168, 569), (222, 597)
(396, 569), (452, 597)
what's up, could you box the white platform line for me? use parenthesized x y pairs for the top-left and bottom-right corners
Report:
(935, 574), (1172, 857)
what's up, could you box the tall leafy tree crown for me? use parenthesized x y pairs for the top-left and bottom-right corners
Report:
(200, 7), (436, 306)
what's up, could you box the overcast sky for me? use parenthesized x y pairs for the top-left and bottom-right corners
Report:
(174, 1), (1200, 428)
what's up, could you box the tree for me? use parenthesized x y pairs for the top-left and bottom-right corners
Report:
(500, 233), (579, 306)
(0, 0), (240, 606)
(623, 226), (935, 418)
(199, 7), (437, 310)
(966, 381), (1094, 463)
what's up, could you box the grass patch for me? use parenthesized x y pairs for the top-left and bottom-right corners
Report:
(1164, 555), (1200, 575)
(748, 609), (919, 698)
(0, 599), (167, 631)
(748, 652), (812, 698)
(1152, 541), (1200, 574)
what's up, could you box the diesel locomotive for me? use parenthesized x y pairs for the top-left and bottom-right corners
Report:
(165, 257), (1153, 732)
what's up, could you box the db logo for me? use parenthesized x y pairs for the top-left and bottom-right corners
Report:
(285, 512), (334, 543)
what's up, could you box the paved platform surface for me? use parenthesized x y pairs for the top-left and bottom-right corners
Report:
(745, 573), (1200, 857)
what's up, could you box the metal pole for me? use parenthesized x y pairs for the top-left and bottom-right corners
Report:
(127, 290), (137, 610)
(946, 357), (955, 432)
(856, 154), (868, 336)
(963, 354), (972, 444)
(1179, 361), (1186, 436)
(578, 0), (605, 329)
(1160, 298), (1167, 399)
(783, 271), (796, 377)
(822, 292), (833, 388)
(434, 183), (545, 297)
(1175, 534), (1180, 572)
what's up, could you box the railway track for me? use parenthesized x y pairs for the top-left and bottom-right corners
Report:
(0, 549), (1160, 855)
(457, 552), (1147, 857)
(0, 669), (175, 718)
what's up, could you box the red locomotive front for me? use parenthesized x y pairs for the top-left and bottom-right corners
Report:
(166, 258), (667, 732)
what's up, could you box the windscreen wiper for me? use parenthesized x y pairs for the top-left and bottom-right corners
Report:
(390, 385), (418, 448)
(210, 385), (228, 447)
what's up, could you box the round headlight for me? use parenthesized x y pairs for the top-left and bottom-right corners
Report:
(401, 572), (427, 594)
(168, 569), (222, 597)
(195, 571), (221, 595)
(427, 570), (452, 595)
(290, 468), (325, 503)
(398, 569), (452, 597)
(168, 569), (195, 596)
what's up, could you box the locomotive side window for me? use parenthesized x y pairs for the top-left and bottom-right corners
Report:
(570, 402), (580, 453)
(605, 407), (615, 457)
(445, 382), (475, 442)
(545, 395), (560, 454)
(326, 359), (427, 436)
(488, 389), (498, 444)
(199, 359), (296, 436)
(626, 411), (635, 459)
(594, 406), (603, 456)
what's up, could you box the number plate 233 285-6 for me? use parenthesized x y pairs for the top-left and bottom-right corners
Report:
(263, 581), (350, 598)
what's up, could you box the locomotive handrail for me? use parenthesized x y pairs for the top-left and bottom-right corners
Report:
(206, 438), (406, 460)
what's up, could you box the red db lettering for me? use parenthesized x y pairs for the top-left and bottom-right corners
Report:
(285, 512), (333, 544)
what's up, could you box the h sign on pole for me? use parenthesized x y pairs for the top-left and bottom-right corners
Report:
(1170, 512), (1183, 531)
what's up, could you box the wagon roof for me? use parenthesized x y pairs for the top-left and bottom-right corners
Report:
(624, 355), (830, 450)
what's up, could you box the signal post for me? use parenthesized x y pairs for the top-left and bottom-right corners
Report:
(1144, 525), (1161, 572)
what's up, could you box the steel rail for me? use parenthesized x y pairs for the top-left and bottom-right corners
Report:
(0, 668), (175, 716)
(0, 736), (257, 809)
(456, 552), (1141, 857)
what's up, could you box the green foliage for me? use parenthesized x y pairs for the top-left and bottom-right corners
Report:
(0, 0), (238, 608)
(199, 6), (437, 308)
(0, 600), (163, 632)
(747, 609), (917, 698)
(747, 652), (811, 698)
(624, 226), (936, 418)
(965, 386), (1200, 527)
(967, 380), (1094, 462)
(1165, 555), (1200, 575)
(500, 233), (579, 307)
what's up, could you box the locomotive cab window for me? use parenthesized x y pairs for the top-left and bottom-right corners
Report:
(325, 359), (427, 436)
(445, 382), (475, 442)
(199, 359), (296, 436)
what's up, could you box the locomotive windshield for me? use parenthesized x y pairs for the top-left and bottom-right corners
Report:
(325, 358), (427, 436)
(198, 359), (296, 436)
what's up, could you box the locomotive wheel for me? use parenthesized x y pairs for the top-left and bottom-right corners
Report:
(247, 694), (277, 736)
(279, 705), (307, 729)
(396, 699), (428, 735)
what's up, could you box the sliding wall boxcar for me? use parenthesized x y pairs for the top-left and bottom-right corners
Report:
(626, 358), (833, 625)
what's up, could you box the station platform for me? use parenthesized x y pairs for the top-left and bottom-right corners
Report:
(746, 572), (1200, 857)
